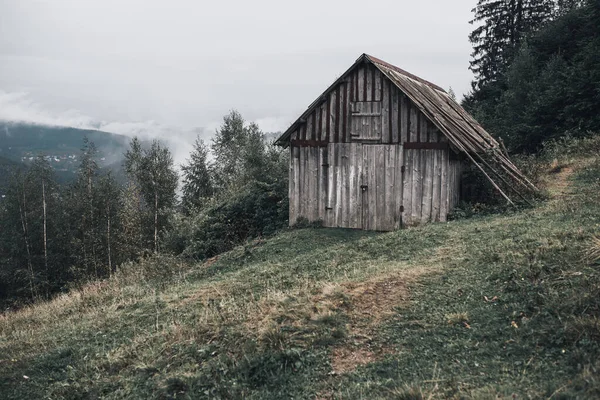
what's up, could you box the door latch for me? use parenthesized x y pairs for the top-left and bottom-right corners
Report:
(360, 185), (368, 192)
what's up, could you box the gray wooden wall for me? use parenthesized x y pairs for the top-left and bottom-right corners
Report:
(288, 61), (463, 231)
(289, 143), (462, 230)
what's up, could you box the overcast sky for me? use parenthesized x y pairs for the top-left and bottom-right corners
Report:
(0, 0), (477, 161)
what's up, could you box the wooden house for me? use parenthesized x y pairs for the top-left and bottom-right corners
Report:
(275, 54), (535, 231)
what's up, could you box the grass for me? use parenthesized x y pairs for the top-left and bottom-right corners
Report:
(1, 142), (600, 399)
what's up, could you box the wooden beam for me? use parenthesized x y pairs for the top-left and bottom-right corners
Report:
(291, 139), (329, 147)
(404, 142), (449, 150)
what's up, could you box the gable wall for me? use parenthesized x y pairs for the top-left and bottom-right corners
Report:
(289, 61), (447, 146)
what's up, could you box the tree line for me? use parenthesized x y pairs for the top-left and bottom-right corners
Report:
(0, 111), (287, 307)
(464, 0), (599, 152)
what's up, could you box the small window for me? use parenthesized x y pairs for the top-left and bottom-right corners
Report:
(350, 101), (382, 141)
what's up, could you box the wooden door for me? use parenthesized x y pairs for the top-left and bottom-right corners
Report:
(350, 101), (382, 141)
(326, 143), (363, 229)
(361, 145), (404, 231)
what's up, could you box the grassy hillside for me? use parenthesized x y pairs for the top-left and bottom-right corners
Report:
(1, 139), (599, 399)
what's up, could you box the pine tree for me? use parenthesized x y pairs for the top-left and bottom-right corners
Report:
(469, 0), (555, 89)
(181, 138), (213, 214)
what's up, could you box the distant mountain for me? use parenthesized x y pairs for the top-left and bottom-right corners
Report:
(0, 122), (133, 195)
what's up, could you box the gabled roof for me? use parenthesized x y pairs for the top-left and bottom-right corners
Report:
(275, 54), (538, 203)
(275, 53), (499, 154)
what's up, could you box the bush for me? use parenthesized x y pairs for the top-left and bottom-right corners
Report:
(164, 180), (288, 260)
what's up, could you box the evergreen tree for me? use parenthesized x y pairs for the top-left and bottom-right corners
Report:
(181, 138), (213, 214)
(469, 0), (555, 89)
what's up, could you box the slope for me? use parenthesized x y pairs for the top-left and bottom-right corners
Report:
(1, 138), (599, 399)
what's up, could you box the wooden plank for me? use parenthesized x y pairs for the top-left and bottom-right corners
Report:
(411, 149), (422, 223)
(421, 150), (433, 223)
(357, 67), (365, 102)
(289, 147), (296, 226)
(348, 144), (356, 228)
(391, 87), (399, 143)
(384, 145), (393, 231)
(420, 112), (428, 142)
(375, 69), (382, 102)
(431, 149), (441, 222)
(409, 104), (418, 142)
(318, 147), (325, 222)
(356, 144), (364, 228)
(326, 144), (335, 226)
(400, 94), (408, 144)
(395, 145), (404, 229)
(343, 144), (351, 228)
(402, 148), (413, 226)
(344, 81), (350, 143)
(365, 65), (372, 102)
(403, 142), (449, 150)
(290, 139), (328, 147)
(335, 144), (343, 227)
(440, 149), (449, 222)
(370, 146), (378, 230)
(382, 79), (390, 143)
(376, 146), (385, 230)
(308, 147), (315, 221)
(321, 104), (327, 141)
(327, 90), (334, 142)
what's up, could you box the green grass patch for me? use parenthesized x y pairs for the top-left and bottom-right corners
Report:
(1, 152), (599, 399)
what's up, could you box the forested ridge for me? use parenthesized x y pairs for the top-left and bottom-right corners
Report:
(0, 111), (288, 307)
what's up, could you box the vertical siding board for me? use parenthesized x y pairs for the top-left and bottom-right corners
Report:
(328, 90), (336, 143)
(307, 147), (314, 221)
(370, 147), (378, 230)
(321, 105), (327, 141)
(318, 148), (326, 222)
(326, 144), (335, 226)
(381, 79), (390, 144)
(411, 149), (422, 223)
(421, 112), (429, 142)
(326, 95), (332, 143)
(421, 150), (434, 223)
(344, 81), (350, 143)
(400, 95), (408, 143)
(402, 148), (413, 226)
(431, 149), (441, 222)
(391, 88), (399, 143)
(348, 145), (356, 228)
(289, 147), (296, 226)
(365, 65), (372, 102)
(409, 105), (418, 142)
(374, 69), (382, 101)
(357, 67), (364, 102)
(356, 144), (363, 229)
(440, 148), (449, 222)
(384, 146), (394, 231)
(343, 144), (351, 227)
(395, 145), (404, 229)
(335, 144), (343, 227)
(307, 112), (314, 141)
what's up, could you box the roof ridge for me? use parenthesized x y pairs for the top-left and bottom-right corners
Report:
(364, 54), (446, 93)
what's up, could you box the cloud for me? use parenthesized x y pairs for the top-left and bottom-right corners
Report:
(0, 90), (290, 165)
